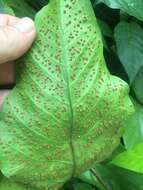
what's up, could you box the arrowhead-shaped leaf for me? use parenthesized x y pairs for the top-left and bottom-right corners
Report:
(0, 0), (133, 189)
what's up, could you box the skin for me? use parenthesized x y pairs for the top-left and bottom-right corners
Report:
(0, 14), (36, 107)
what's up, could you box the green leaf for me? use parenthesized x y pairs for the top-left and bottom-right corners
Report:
(97, 19), (112, 37)
(25, 0), (48, 11)
(5, 0), (36, 18)
(0, 178), (31, 190)
(0, 1), (133, 189)
(97, 19), (112, 50)
(132, 66), (143, 104)
(111, 143), (143, 173)
(93, 3), (120, 29)
(80, 164), (143, 190)
(0, 0), (14, 15)
(97, 0), (143, 21)
(0, 173), (3, 183)
(79, 170), (99, 186)
(73, 182), (94, 190)
(114, 22), (143, 83)
(91, 164), (143, 190)
(123, 101), (143, 149)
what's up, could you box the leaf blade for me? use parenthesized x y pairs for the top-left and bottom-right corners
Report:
(0, 1), (133, 189)
(97, 0), (143, 21)
(114, 22), (143, 83)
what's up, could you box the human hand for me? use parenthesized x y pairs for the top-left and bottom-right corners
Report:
(0, 14), (36, 107)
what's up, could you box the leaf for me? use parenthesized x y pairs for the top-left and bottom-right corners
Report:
(73, 182), (94, 190)
(123, 101), (143, 149)
(80, 170), (98, 186)
(0, 178), (31, 190)
(0, 0), (14, 15)
(97, 0), (143, 22)
(114, 22), (143, 83)
(91, 164), (143, 190)
(97, 19), (112, 37)
(104, 49), (129, 83)
(80, 164), (143, 190)
(0, 1), (133, 190)
(97, 19), (112, 50)
(5, 0), (36, 18)
(94, 3), (120, 29)
(111, 143), (143, 173)
(0, 173), (3, 183)
(132, 66), (143, 104)
(97, 19), (113, 50)
(25, 0), (48, 11)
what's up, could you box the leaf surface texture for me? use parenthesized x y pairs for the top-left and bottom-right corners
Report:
(0, 0), (133, 189)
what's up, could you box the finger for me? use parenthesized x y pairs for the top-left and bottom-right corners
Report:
(0, 90), (10, 107)
(0, 14), (20, 26)
(0, 16), (36, 64)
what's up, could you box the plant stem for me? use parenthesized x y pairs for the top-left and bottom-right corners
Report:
(90, 168), (110, 190)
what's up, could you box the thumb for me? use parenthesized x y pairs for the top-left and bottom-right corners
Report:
(0, 16), (36, 64)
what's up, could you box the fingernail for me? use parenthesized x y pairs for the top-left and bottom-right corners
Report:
(14, 17), (35, 33)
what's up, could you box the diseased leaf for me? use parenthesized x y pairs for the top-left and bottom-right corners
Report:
(97, 0), (143, 22)
(111, 143), (143, 174)
(114, 22), (143, 83)
(0, 178), (31, 190)
(123, 101), (143, 149)
(0, 1), (133, 190)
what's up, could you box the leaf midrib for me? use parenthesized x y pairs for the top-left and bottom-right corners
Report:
(59, 1), (76, 176)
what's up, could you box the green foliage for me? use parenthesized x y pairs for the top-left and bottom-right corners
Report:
(25, 0), (48, 11)
(111, 143), (143, 173)
(132, 67), (143, 104)
(114, 22), (143, 83)
(5, 0), (36, 18)
(123, 101), (143, 149)
(97, 0), (143, 21)
(0, 178), (28, 190)
(0, 0), (14, 14)
(93, 164), (143, 190)
(97, 19), (112, 37)
(73, 182), (94, 190)
(79, 164), (143, 190)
